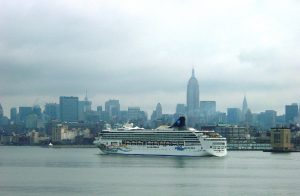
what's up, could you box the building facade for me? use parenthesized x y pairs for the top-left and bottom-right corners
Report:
(187, 69), (199, 115)
(285, 103), (299, 124)
(59, 96), (79, 122)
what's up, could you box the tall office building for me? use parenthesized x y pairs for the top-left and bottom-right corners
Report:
(10, 107), (17, 122)
(257, 110), (277, 129)
(186, 68), (199, 115)
(105, 99), (120, 120)
(128, 107), (141, 121)
(44, 103), (59, 120)
(0, 103), (3, 117)
(200, 101), (216, 116)
(242, 96), (248, 120)
(19, 106), (33, 122)
(59, 96), (79, 122)
(151, 103), (163, 121)
(32, 105), (42, 117)
(78, 92), (92, 121)
(227, 108), (241, 124)
(155, 103), (162, 119)
(176, 104), (186, 115)
(285, 103), (299, 124)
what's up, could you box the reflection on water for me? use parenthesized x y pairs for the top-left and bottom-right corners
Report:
(0, 146), (300, 196)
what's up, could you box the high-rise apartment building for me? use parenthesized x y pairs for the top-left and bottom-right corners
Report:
(59, 96), (79, 122)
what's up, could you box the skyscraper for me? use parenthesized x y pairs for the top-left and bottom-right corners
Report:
(78, 94), (92, 121)
(0, 103), (3, 117)
(59, 96), (79, 122)
(151, 103), (163, 121)
(200, 101), (216, 116)
(242, 96), (248, 117)
(105, 99), (120, 120)
(155, 103), (162, 119)
(44, 103), (59, 120)
(227, 108), (241, 124)
(19, 106), (33, 122)
(176, 104), (186, 115)
(187, 68), (199, 115)
(10, 107), (17, 122)
(285, 103), (299, 124)
(128, 107), (141, 121)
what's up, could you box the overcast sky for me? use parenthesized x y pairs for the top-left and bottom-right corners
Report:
(0, 0), (299, 116)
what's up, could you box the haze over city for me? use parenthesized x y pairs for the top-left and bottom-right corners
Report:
(1, 0), (300, 116)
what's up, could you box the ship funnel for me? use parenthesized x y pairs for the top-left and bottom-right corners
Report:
(170, 116), (186, 129)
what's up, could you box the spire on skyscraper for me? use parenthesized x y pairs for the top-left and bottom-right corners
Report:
(84, 89), (88, 101)
(242, 95), (248, 116)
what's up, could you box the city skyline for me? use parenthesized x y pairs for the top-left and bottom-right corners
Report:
(1, 0), (300, 116)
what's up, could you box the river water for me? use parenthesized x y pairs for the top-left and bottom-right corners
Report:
(0, 146), (299, 196)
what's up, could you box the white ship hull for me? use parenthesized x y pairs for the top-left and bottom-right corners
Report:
(96, 143), (227, 157)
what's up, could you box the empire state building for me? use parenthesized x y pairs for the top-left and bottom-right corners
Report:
(187, 68), (199, 116)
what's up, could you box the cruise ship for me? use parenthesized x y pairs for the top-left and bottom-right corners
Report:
(93, 117), (227, 157)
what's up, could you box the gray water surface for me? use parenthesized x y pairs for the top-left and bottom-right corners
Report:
(0, 146), (299, 196)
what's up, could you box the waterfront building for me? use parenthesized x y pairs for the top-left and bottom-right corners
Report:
(270, 128), (292, 151)
(29, 130), (39, 144)
(59, 96), (79, 122)
(51, 124), (77, 143)
(202, 124), (270, 150)
(227, 108), (241, 124)
(285, 103), (299, 124)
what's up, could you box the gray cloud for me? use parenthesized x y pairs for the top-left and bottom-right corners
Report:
(0, 0), (300, 115)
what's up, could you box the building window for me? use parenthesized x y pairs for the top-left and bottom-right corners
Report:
(274, 133), (280, 144)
